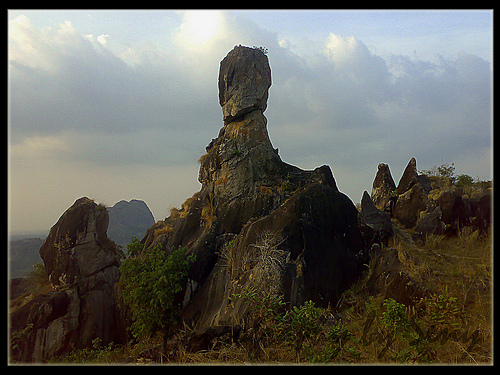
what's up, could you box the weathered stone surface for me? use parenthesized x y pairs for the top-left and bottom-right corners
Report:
(371, 163), (397, 214)
(11, 197), (124, 362)
(464, 191), (492, 232)
(415, 206), (446, 239)
(143, 46), (364, 332)
(40, 197), (118, 287)
(397, 157), (419, 195)
(182, 182), (364, 329)
(358, 191), (393, 247)
(364, 246), (428, 306)
(219, 45), (272, 124)
(393, 183), (429, 228)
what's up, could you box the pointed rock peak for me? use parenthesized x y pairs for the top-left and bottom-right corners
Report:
(218, 45), (272, 124)
(373, 163), (396, 192)
(361, 190), (373, 206)
(397, 157), (419, 195)
(371, 163), (396, 212)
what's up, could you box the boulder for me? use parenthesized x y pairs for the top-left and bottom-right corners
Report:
(358, 191), (393, 247)
(371, 163), (397, 214)
(433, 190), (472, 232)
(393, 183), (430, 229)
(11, 197), (124, 362)
(40, 197), (118, 287)
(364, 246), (428, 306)
(182, 182), (364, 329)
(107, 199), (155, 248)
(218, 45), (272, 124)
(417, 174), (433, 194)
(414, 206), (446, 239)
(464, 191), (492, 232)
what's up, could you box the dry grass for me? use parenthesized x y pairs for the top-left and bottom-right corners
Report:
(249, 230), (287, 296)
(49, 223), (492, 364)
(259, 185), (273, 195)
(154, 225), (173, 238)
(219, 230), (287, 296)
(346, 223), (493, 364)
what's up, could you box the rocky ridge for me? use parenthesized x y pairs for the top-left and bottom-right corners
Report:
(370, 157), (492, 238)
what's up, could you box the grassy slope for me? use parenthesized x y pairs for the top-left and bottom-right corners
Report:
(49, 221), (492, 365)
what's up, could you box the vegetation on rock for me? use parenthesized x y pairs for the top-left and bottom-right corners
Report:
(119, 239), (196, 341)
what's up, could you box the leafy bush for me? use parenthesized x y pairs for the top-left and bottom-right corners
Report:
(381, 298), (412, 334)
(231, 289), (354, 362)
(119, 244), (195, 341)
(125, 236), (144, 257)
(51, 338), (126, 364)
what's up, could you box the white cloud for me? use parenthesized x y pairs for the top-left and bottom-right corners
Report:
(97, 34), (109, 45)
(8, 11), (492, 232)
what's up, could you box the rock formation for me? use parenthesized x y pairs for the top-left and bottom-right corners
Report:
(370, 157), (492, 234)
(107, 199), (155, 248)
(371, 163), (397, 214)
(142, 45), (365, 330)
(10, 197), (124, 362)
(358, 191), (393, 247)
(219, 45), (272, 124)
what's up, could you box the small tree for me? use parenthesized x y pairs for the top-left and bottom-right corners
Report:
(119, 244), (195, 342)
(420, 163), (456, 182)
(125, 236), (144, 258)
(455, 174), (475, 188)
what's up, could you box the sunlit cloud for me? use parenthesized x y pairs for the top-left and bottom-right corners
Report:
(174, 10), (225, 53)
(8, 10), (492, 233)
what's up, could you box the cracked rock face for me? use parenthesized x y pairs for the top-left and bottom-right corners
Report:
(11, 197), (124, 362)
(40, 197), (118, 287)
(218, 45), (272, 124)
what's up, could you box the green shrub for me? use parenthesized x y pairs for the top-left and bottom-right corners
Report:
(119, 244), (195, 341)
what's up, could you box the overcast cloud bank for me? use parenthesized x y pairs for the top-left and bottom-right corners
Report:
(8, 11), (492, 233)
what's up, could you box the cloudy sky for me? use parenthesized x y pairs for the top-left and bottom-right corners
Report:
(8, 9), (493, 235)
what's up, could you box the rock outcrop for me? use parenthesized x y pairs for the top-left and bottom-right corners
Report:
(371, 163), (397, 214)
(10, 197), (124, 362)
(358, 191), (393, 247)
(107, 199), (155, 248)
(142, 46), (365, 331)
(370, 157), (492, 234)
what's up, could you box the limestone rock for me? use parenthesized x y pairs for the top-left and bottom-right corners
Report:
(218, 45), (272, 124)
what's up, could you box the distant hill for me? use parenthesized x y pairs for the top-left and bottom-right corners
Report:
(107, 199), (155, 249)
(9, 237), (45, 278)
